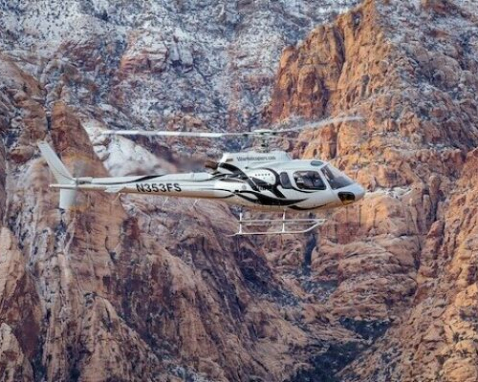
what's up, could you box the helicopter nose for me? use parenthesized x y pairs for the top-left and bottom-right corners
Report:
(354, 184), (366, 201)
(337, 184), (365, 205)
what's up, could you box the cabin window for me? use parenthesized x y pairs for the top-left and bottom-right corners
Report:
(280, 172), (292, 189)
(321, 165), (354, 190)
(293, 171), (326, 190)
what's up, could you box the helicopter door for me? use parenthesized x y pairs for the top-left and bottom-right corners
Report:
(293, 171), (326, 190)
(290, 170), (337, 208)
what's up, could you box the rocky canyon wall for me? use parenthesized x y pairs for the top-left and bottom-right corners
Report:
(266, 0), (478, 381)
(1, 0), (478, 381)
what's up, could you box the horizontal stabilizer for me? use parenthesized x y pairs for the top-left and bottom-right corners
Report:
(104, 186), (124, 194)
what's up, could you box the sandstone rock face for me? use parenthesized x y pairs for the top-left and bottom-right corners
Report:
(0, 228), (40, 382)
(266, 0), (478, 380)
(2, 3), (367, 381)
(338, 147), (478, 382)
(0, 0), (360, 153)
(0, 323), (33, 382)
(1, 0), (478, 381)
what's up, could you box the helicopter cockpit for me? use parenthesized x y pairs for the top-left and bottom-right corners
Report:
(278, 161), (355, 192)
(320, 164), (354, 189)
(293, 171), (326, 190)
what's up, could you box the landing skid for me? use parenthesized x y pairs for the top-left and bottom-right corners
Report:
(229, 211), (325, 236)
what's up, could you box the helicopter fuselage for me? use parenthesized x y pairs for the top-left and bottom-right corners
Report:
(50, 150), (365, 212)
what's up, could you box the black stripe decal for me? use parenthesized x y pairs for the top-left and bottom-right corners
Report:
(289, 204), (326, 211)
(202, 188), (306, 207)
(237, 190), (306, 206)
(95, 174), (165, 185)
(218, 163), (261, 192)
(252, 167), (286, 198)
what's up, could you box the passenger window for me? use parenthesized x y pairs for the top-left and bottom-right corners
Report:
(280, 172), (292, 189)
(293, 171), (326, 190)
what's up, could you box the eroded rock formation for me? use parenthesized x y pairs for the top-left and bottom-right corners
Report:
(266, 0), (478, 380)
(1, 0), (478, 381)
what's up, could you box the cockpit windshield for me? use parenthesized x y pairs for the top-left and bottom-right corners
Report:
(321, 165), (354, 190)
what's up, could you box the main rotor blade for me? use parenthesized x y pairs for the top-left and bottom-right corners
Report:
(273, 115), (363, 133)
(102, 115), (363, 139)
(102, 130), (250, 138)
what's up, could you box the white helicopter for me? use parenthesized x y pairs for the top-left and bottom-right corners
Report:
(38, 116), (365, 235)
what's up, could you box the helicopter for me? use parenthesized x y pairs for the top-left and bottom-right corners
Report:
(38, 116), (365, 235)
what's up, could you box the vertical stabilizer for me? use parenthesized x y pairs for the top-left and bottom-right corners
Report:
(38, 142), (73, 184)
(37, 141), (79, 209)
(59, 189), (79, 210)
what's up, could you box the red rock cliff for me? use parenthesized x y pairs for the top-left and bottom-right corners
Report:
(266, 0), (478, 381)
(1, 0), (478, 381)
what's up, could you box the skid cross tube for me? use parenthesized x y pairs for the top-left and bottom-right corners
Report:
(230, 211), (326, 236)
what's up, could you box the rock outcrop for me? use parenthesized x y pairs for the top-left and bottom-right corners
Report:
(0, 228), (40, 382)
(265, 0), (478, 380)
(1, 0), (478, 381)
(340, 147), (478, 382)
(0, 323), (33, 382)
(0, 51), (363, 381)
